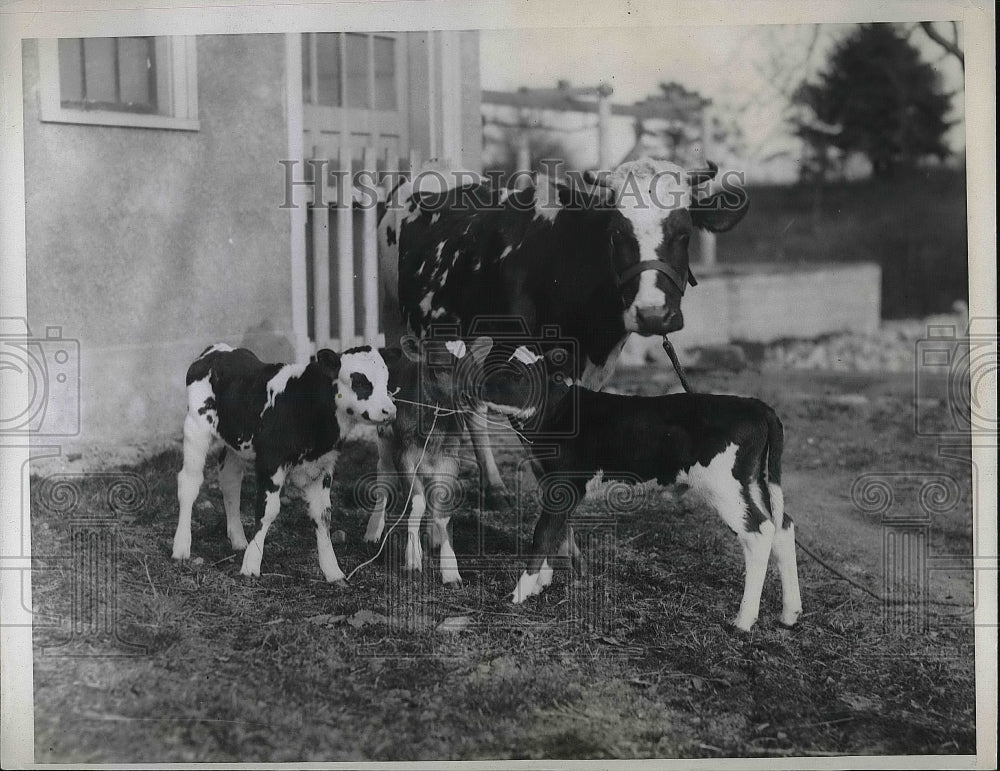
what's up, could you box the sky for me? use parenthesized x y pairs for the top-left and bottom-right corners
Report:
(479, 23), (966, 182)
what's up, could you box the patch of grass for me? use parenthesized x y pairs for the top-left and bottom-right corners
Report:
(30, 369), (976, 761)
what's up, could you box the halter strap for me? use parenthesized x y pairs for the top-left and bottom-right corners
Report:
(617, 260), (698, 295)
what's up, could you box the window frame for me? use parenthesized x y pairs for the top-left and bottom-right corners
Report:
(38, 36), (199, 131)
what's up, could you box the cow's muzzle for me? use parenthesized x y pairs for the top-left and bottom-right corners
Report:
(636, 306), (684, 335)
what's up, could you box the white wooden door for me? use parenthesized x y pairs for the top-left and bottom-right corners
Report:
(302, 32), (409, 169)
(301, 32), (410, 348)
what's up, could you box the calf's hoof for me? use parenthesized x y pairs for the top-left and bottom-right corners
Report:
(778, 608), (802, 628)
(363, 516), (385, 543)
(171, 535), (192, 561)
(331, 578), (349, 589)
(228, 532), (249, 551)
(441, 570), (463, 585)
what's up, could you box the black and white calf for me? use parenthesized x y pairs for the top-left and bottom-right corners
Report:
(172, 343), (396, 583)
(483, 348), (802, 631)
(364, 336), (494, 584)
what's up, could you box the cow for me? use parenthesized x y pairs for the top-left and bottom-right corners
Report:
(376, 158), (749, 508)
(364, 336), (494, 582)
(172, 343), (397, 584)
(479, 345), (802, 632)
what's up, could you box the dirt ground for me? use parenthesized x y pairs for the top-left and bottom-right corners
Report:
(28, 363), (977, 762)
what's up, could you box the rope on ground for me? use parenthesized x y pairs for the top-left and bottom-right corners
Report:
(795, 540), (884, 601)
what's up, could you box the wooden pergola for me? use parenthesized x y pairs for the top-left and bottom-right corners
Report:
(482, 81), (718, 264)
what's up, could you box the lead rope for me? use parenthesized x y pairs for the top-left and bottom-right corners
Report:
(662, 335), (696, 393)
(345, 405), (443, 582)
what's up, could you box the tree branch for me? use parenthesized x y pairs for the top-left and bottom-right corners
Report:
(919, 21), (965, 72)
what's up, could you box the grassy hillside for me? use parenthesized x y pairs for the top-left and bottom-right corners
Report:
(715, 167), (968, 319)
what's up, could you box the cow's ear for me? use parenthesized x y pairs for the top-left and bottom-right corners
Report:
(691, 190), (749, 233)
(401, 335), (423, 363)
(315, 349), (341, 377)
(469, 336), (494, 365)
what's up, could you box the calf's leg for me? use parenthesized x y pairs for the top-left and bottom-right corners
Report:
(218, 449), (248, 550)
(304, 470), (347, 585)
(364, 434), (394, 543)
(767, 484), (802, 626)
(240, 466), (287, 577)
(173, 414), (212, 560)
(403, 474), (427, 572)
(464, 408), (513, 510)
(426, 459), (462, 584)
(511, 477), (586, 603)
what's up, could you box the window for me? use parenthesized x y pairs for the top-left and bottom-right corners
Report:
(302, 32), (397, 111)
(39, 36), (198, 130)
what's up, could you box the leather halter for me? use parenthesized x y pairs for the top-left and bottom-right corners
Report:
(617, 260), (698, 295)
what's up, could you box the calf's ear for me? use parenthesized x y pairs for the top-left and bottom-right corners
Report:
(469, 336), (494, 365)
(315, 349), (341, 376)
(401, 335), (423, 363)
(380, 347), (404, 367)
(691, 190), (749, 233)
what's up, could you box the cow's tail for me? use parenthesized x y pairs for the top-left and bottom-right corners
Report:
(760, 405), (785, 526)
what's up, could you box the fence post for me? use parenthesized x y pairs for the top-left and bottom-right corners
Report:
(362, 146), (380, 344)
(336, 145), (356, 348)
(311, 144), (332, 347)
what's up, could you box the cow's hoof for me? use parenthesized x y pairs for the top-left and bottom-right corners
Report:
(228, 533), (249, 551)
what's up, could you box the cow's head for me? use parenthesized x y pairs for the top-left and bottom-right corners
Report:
(321, 345), (397, 424)
(590, 158), (749, 336)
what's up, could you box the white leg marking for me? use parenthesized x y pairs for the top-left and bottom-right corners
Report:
(304, 477), (345, 583)
(733, 521), (776, 631)
(404, 491), (426, 571)
(511, 570), (541, 604)
(537, 559), (553, 589)
(435, 517), (462, 584)
(240, 468), (286, 577)
(364, 439), (393, 543)
(772, 517), (802, 626)
(219, 451), (248, 550)
(173, 414), (213, 560)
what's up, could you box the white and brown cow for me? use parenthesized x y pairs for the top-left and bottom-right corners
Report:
(172, 343), (396, 583)
(377, 158), (749, 507)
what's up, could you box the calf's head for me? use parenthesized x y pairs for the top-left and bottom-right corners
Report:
(317, 346), (397, 423)
(596, 158), (749, 336)
(399, 335), (494, 408)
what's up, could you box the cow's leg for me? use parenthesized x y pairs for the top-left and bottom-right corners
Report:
(218, 449), (248, 551)
(512, 477), (586, 603)
(173, 414), (212, 560)
(427, 457), (462, 584)
(304, 470), (347, 585)
(403, 470), (427, 572)
(464, 408), (512, 509)
(726, 484), (776, 631)
(364, 434), (394, 543)
(240, 465), (287, 577)
(557, 525), (587, 577)
(768, 483), (802, 627)
(734, 520), (776, 631)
